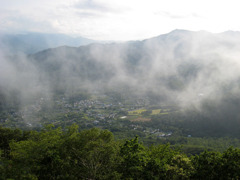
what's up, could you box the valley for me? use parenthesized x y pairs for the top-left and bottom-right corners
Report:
(1, 30), (240, 153)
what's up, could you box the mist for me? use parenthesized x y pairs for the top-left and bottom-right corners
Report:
(1, 29), (240, 128)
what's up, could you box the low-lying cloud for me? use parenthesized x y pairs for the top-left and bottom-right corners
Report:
(1, 30), (240, 120)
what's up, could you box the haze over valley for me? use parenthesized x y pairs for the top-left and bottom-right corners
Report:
(1, 29), (240, 139)
(3, 1), (240, 178)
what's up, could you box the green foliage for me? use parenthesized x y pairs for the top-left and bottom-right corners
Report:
(63, 127), (121, 179)
(0, 150), (6, 180)
(119, 136), (148, 179)
(4, 125), (120, 179)
(0, 126), (31, 158)
(192, 147), (240, 179)
(0, 126), (240, 179)
(166, 154), (194, 180)
(9, 125), (64, 179)
(144, 144), (182, 179)
(192, 150), (222, 179)
(221, 147), (240, 179)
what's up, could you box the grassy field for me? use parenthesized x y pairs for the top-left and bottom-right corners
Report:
(128, 108), (167, 116)
(128, 109), (147, 115)
(151, 109), (161, 115)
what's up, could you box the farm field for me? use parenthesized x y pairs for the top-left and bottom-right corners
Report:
(128, 108), (170, 116)
(128, 109), (147, 115)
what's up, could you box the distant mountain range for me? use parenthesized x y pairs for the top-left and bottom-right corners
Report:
(2, 29), (240, 106)
(1, 29), (240, 136)
(0, 32), (96, 54)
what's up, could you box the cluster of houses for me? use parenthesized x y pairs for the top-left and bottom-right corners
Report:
(1, 96), (173, 139)
(130, 124), (173, 137)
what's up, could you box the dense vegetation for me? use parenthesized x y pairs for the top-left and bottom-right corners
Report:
(1, 91), (240, 154)
(1, 125), (240, 179)
(1, 30), (240, 179)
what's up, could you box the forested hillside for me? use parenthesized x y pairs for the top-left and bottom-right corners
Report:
(1, 125), (240, 180)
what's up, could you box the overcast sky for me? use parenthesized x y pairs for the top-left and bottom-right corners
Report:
(0, 0), (240, 41)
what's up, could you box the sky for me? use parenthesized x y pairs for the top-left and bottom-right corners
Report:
(0, 0), (240, 41)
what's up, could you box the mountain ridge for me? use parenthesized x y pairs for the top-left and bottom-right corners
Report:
(1, 29), (240, 135)
(2, 29), (240, 55)
(0, 32), (97, 54)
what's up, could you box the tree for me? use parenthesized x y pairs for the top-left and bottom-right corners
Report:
(191, 150), (222, 179)
(144, 144), (179, 179)
(221, 147), (240, 179)
(119, 136), (148, 179)
(8, 125), (121, 179)
(63, 127), (121, 179)
(166, 154), (193, 179)
(9, 125), (64, 179)
(0, 126), (30, 158)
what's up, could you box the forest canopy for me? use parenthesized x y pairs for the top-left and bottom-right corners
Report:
(0, 125), (240, 180)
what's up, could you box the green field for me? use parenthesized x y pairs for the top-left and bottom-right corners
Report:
(128, 108), (168, 116)
(151, 109), (161, 115)
(128, 109), (147, 115)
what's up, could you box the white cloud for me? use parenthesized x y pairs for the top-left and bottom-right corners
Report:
(0, 0), (240, 40)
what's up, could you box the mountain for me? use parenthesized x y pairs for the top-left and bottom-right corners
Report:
(2, 29), (240, 136)
(29, 29), (240, 94)
(0, 32), (96, 54)
(2, 29), (240, 108)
